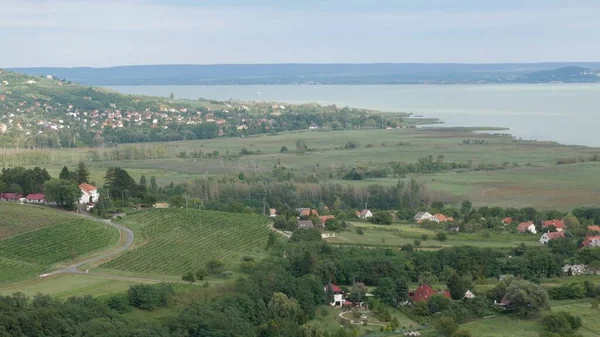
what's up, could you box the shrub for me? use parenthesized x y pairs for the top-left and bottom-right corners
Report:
(105, 293), (131, 313)
(182, 272), (196, 283)
(451, 329), (472, 337)
(127, 283), (174, 311)
(539, 311), (582, 335)
(434, 316), (458, 337)
(436, 232), (448, 241)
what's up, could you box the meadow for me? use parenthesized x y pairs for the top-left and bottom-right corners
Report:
(21, 127), (600, 210)
(101, 209), (271, 276)
(0, 204), (119, 283)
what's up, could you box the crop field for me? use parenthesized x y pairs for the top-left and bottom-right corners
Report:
(0, 203), (78, 239)
(0, 220), (119, 282)
(102, 209), (270, 275)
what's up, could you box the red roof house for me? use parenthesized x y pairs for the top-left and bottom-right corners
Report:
(25, 193), (45, 203)
(517, 221), (536, 233)
(0, 193), (22, 201)
(582, 236), (600, 247)
(588, 225), (600, 233)
(320, 215), (335, 223)
(409, 284), (451, 302)
(502, 217), (513, 225)
(542, 219), (565, 231)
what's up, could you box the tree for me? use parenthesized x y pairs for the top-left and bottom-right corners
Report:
(370, 212), (393, 225)
(539, 311), (582, 336)
(206, 260), (225, 275)
(268, 292), (303, 323)
(451, 329), (473, 337)
(436, 232), (448, 241)
(434, 316), (458, 337)
(104, 167), (140, 200)
(75, 161), (90, 184)
(169, 92), (175, 99)
(150, 176), (158, 194)
(182, 272), (196, 283)
(460, 200), (472, 215)
(290, 228), (322, 243)
(44, 179), (82, 210)
(447, 272), (473, 300)
(295, 139), (308, 155)
(373, 278), (397, 306)
(395, 278), (409, 303)
(196, 268), (208, 280)
(587, 260), (600, 275)
(280, 146), (288, 153)
(59, 166), (72, 181)
(504, 280), (550, 316)
(427, 294), (451, 313)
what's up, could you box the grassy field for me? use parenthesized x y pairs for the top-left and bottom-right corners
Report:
(33, 127), (600, 210)
(0, 273), (147, 299)
(326, 221), (540, 249)
(101, 209), (270, 276)
(0, 208), (119, 283)
(0, 203), (77, 239)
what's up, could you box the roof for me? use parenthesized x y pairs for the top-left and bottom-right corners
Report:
(325, 283), (343, 293)
(297, 220), (315, 229)
(583, 236), (600, 247)
(502, 217), (513, 224)
(320, 215), (335, 223)
(517, 221), (534, 232)
(543, 231), (566, 240)
(79, 183), (97, 193)
(542, 219), (565, 229)
(409, 284), (450, 302)
(433, 214), (447, 222)
(588, 225), (600, 232)
(25, 193), (45, 200)
(296, 208), (311, 217)
(0, 193), (22, 199)
(414, 211), (427, 219)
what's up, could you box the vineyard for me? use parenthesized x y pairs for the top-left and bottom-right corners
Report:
(0, 203), (78, 239)
(102, 209), (270, 275)
(0, 219), (119, 282)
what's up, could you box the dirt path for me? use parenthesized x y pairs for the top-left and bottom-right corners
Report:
(268, 223), (291, 238)
(44, 215), (134, 277)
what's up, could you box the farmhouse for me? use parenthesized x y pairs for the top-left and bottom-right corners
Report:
(433, 213), (454, 222)
(414, 211), (436, 222)
(408, 284), (451, 302)
(539, 231), (565, 244)
(542, 219), (566, 232)
(0, 193), (22, 201)
(297, 220), (315, 229)
(78, 183), (99, 204)
(324, 283), (345, 306)
(582, 236), (600, 247)
(356, 209), (373, 220)
(517, 221), (537, 234)
(25, 193), (46, 204)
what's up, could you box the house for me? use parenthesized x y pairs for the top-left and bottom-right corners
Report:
(153, 202), (169, 209)
(495, 295), (513, 310)
(517, 221), (537, 234)
(582, 236), (600, 247)
(408, 284), (451, 302)
(588, 225), (600, 233)
(563, 264), (586, 276)
(0, 193), (22, 201)
(269, 208), (277, 217)
(502, 217), (513, 225)
(296, 208), (318, 217)
(356, 209), (373, 220)
(309, 123), (319, 130)
(320, 215), (335, 223)
(542, 219), (566, 232)
(433, 214), (454, 222)
(324, 283), (345, 306)
(414, 212), (436, 222)
(463, 290), (476, 299)
(297, 220), (315, 229)
(25, 193), (45, 204)
(78, 183), (99, 204)
(539, 231), (565, 244)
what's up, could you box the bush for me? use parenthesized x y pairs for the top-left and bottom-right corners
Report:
(547, 283), (585, 300)
(356, 228), (364, 235)
(206, 260), (226, 275)
(436, 232), (448, 241)
(451, 329), (472, 337)
(539, 311), (582, 336)
(106, 293), (131, 313)
(370, 212), (393, 225)
(280, 146), (288, 153)
(182, 272), (196, 283)
(428, 294), (451, 313)
(434, 316), (458, 337)
(127, 283), (174, 311)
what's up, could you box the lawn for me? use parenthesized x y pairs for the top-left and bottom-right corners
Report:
(0, 274), (147, 299)
(101, 209), (270, 276)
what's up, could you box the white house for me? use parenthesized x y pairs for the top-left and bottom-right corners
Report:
(463, 290), (476, 299)
(414, 211), (436, 222)
(325, 283), (345, 307)
(517, 221), (537, 234)
(79, 183), (99, 204)
(539, 231), (565, 245)
(356, 209), (373, 220)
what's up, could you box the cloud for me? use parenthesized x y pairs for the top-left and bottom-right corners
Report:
(0, 0), (598, 66)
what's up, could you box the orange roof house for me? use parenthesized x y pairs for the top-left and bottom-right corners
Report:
(542, 219), (566, 231)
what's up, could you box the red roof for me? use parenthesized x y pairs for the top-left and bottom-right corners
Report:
(409, 284), (451, 302)
(342, 300), (353, 306)
(320, 215), (335, 223)
(79, 183), (97, 193)
(25, 193), (45, 200)
(588, 226), (600, 233)
(433, 214), (448, 222)
(502, 217), (513, 224)
(544, 231), (565, 240)
(517, 221), (534, 232)
(583, 236), (600, 247)
(542, 219), (565, 229)
(0, 193), (22, 200)
(325, 283), (343, 293)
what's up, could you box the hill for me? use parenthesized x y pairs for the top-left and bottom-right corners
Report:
(0, 69), (399, 148)
(514, 66), (600, 83)
(101, 209), (270, 276)
(10, 63), (600, 85)
(0, 204), (119, 282)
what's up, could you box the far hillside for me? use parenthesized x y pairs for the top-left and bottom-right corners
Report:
(0, 203), (119, 282)
(101, 209), (271, 276)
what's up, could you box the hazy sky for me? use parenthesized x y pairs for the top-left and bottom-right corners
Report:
(1, 0), (599, 67)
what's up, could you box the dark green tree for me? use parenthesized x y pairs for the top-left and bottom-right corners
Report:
(447, 272), (473, 300)
(75, 161), (90, 184)
(44, 179), (82, 210)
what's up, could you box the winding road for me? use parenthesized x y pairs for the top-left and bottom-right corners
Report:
(44, 215), (134, 277)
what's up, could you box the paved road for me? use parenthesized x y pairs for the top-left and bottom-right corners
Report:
(44, 215), (134, 276)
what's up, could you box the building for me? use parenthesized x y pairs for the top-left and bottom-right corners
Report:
(0, 193), (22, 201)
(297, 220), (315, 229)
(414, 211), (436, 222)
(502, 217), (513, 225)
(588, 225), (600, 233)
(269, 208), (277, 217)
(433, 214), (454, 222)
(324, 283), (345, 306)
(517, 221), (537, 234)
(463, 290), (476, 299)
(582, 236), (600, 247)
(24, 193), (45, 204)
(78, 183), (99, 204)
(356, 209), (373, 220)
(153, 202), (169, 209)
(409, 284), (451, 302)
(539, 231), (565, 244)
(542, 219), (566, 232)
(320, 215), (335, 223)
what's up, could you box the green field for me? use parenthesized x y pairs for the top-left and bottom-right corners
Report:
(101, 209), (270, 275)
(0, 203), (77, 239)
(30, 127), (600, 210)
(0, 211), (119, 283)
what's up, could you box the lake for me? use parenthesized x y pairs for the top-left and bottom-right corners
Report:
(109, 84), (600, 147)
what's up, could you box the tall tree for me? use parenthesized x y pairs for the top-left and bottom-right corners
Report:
(75, 162), (90, 184)
(504, 280), (549, 317)
(447, 272), (473, 300)
(104, 167), (140, 200)
(59, 166), (72, 181)
(44, 179), (82, 210)
(150, 176), (158, 194)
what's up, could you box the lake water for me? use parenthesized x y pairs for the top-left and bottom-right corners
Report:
(110, 84), (600, 147)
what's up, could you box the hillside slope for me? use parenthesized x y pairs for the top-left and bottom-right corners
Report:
(514, 66), (600, 83)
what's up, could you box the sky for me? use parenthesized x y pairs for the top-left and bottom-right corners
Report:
(1, 0), (599, 67)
